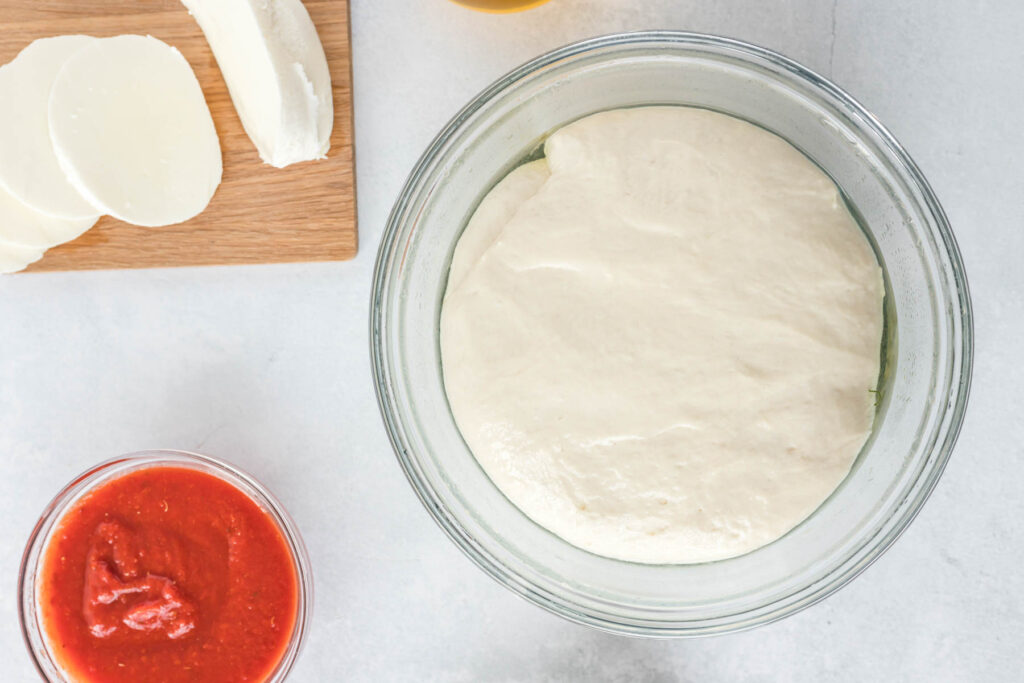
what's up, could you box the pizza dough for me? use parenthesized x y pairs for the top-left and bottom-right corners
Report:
(441, 107), (885, 564)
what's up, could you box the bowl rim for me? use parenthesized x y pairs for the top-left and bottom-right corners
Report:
(370, 30), (974, 637)
(17, 449), (314, 679)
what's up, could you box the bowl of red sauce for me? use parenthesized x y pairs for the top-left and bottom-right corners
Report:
(19, 450), (312, 683)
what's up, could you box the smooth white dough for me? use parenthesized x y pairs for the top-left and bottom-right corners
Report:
(0, 35), (101, 220)
(0, 183), (96, 252)
(181, 0), (333, 168)
(441, 107), (885, 565)
(48, 35), (222, 227)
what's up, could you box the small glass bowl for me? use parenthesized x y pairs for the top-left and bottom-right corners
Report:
(19, 450), (313, 681)
(371, 32), (973, 636)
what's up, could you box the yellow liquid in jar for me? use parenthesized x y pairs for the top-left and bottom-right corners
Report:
(449, 0), (551, 12)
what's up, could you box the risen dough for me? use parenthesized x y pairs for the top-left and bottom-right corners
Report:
(441, 107), (884, 564)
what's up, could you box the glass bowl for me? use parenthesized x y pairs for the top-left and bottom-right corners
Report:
(19, 450), (313, 680)
(371, 31), (973, 636)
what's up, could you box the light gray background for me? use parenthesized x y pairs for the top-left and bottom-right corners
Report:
(1, 1), (1020, 680)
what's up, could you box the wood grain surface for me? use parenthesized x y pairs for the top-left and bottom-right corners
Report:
(0, 0), (356, 271)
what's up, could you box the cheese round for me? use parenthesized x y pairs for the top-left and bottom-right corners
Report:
(0, 35), (101, 221)
(0, 238), (43, 274)
(48, 35), (222, 227)
(0, 183), (97, 251)
(441, 107), (885, 565)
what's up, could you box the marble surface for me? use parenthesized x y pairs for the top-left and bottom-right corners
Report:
(1, 1), (1021, 680)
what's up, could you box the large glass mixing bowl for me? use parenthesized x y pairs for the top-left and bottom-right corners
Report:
(371, 31), (973, 636)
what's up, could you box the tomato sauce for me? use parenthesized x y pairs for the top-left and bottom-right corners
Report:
(38, 466), (298, 683)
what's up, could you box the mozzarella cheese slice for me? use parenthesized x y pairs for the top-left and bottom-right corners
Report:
(48, 35), (222, 228)
(0, 238), (44, 274)
(0, 183), (97, 251)
(181, 0), (333, 168)
(0, 35), (102, 221)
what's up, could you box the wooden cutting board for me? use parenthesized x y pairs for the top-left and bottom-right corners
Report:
(1, 0), (356, 272)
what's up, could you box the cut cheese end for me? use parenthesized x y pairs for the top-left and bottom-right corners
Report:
(48, 35), (222, 228)
(0, 183), (98, 249)
(0, 239), (44, 274)
(0, 35), (102, 221)
(182, 0), (333, 168)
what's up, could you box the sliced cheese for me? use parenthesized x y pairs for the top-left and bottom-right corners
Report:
(0, 183), (97, 250)
(0, 239), (44, 274)
(0, 35), (102, 221)
(48, 35), (222, 228)
(182, 0), (333, 168)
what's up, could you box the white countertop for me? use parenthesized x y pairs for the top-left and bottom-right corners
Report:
(1, 1), (1020, 680)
